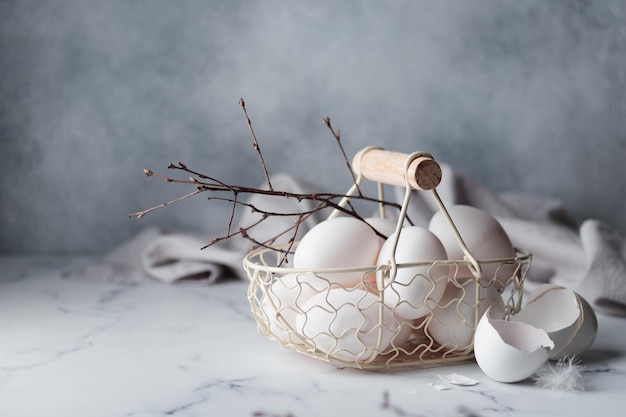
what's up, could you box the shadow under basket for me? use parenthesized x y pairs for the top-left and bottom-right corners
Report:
(242, 147), (532, 370)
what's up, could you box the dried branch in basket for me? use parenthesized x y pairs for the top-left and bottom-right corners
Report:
(129, 99), (407, 256)
(240, 98), (273, 191)
(322, 116), (362, 197)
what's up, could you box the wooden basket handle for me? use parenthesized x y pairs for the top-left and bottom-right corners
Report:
(352, 147), (442, 190)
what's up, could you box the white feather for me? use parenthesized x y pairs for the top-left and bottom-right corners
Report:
(533, 356), (585, 392)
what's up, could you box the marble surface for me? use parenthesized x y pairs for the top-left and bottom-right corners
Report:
(1, 255), (625, 417)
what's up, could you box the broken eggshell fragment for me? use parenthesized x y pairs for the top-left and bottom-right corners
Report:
(511, 284), (598, 360)
(474, 305), (554, 383)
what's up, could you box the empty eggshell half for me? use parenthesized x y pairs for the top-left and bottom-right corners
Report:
(474, 305), (554, 383)
(511, 284), (598, 360)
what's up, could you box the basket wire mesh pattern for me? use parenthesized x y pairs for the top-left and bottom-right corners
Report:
(243, 148), (532, 370)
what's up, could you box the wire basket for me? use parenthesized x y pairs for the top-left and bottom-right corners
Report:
(243, 147), (532, 370)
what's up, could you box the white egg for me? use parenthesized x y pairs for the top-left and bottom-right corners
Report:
(429, 205), (516, 289)
(381, 318), (415, 354)
(376, 226), (448, 320)
(293, 217), (381, 287)
(296, 287), (408, 362)
(511, 284), (598, 360)
(260, 273), (329, 344)
(474, 305), (554, 383)
(426, 277), (503, 351)
(364, 216), (399, 246)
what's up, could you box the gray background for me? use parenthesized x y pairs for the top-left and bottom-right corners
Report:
(1, 0), (625, 254)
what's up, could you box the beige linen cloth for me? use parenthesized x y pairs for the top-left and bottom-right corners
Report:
(66, 169), (626, 316)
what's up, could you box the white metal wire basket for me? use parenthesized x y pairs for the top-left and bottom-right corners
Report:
(243, 147), (531, 370)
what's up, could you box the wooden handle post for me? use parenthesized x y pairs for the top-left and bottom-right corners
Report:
(352, 148), (442, 190)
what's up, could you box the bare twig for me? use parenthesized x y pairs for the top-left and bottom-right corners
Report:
(240, 98), (273, 191)
(128, 188), (204, 220)
(133, 166), (400, 215)
(130, 101), (409, 254)
(130, 164), (403, 253)
(227, 191), (238, 236)
(322, 117), (362, 196)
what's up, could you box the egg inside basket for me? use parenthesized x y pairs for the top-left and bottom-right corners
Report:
(243, 147), (531, 370)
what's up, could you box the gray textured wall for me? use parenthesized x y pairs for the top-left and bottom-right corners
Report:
(1, 0), (625, 254)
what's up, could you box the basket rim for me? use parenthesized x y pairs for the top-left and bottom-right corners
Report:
(242, 242), (532, 275)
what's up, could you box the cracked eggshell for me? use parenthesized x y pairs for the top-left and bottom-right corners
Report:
(474, 305), (554, 383)
(376, 226), (448, 320)
(511, 284), (598, 360)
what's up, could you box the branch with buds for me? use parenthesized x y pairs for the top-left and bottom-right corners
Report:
(129, 99), (407, 257)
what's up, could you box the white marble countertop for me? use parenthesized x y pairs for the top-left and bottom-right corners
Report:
(1, 255), (625, 417)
